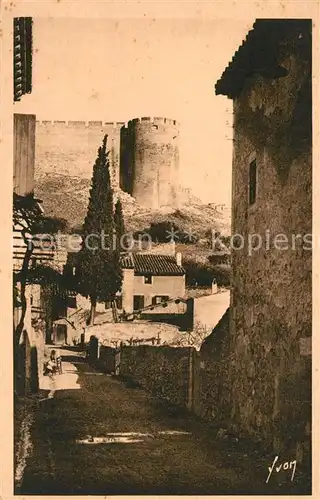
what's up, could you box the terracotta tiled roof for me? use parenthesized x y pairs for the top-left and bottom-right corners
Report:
(66, 251), (185, 276)
(120, 253), (135, 269)
(215, 19), (311, 99)
(121, 253), (185, 276)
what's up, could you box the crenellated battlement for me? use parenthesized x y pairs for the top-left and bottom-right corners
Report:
(36, 117), (179, 129)
(36, 120), (126, 129)
(127, 117), (180, 128)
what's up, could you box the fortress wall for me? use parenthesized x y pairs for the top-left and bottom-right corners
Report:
(35, 121), (123, 187)
(35, 117), (181, 210)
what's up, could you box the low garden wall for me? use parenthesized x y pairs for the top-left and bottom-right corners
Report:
(97, 346), (116, 374)
(84, 321), (182, 346)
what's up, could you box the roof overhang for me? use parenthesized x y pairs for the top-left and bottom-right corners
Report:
(215, 19), (312, 99)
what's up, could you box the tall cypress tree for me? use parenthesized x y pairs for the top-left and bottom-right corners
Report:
(114, 198), (126, 253)
(76, 135), (123, 325)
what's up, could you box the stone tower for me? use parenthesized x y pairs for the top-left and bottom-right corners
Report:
(120, 117), (180, 209)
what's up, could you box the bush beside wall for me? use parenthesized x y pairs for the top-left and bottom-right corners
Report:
(119, 345), (192, 408)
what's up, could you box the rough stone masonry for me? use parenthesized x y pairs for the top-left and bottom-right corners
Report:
(215, 20), (312, 457)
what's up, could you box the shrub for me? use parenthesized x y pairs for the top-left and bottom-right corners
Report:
(208, 253), (230, 266)
(135, 221), (198, 244)
(184, 258), (231, 287)
(211, 264), (231, 287)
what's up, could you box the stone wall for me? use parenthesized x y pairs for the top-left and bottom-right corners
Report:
(230, 33), (312, 455)
(96, 346), (116, 374)
(119, 345), (193, 408)
(14, 285), (45, 395)
(35, 120), (123, 189)
(84, 320), (181, 346)
(195, 309), (231, 423)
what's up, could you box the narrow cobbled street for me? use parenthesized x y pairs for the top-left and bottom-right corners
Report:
(18, 348), (309, 495)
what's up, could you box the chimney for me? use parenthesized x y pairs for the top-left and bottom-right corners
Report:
(176, 252), (182, 267)
(170, 238), (176, 256)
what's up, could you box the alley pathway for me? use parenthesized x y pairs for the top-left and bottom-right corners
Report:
(18, 348), (308, 495)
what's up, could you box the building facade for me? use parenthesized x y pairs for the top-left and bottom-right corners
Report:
(47, 248), (186, 345)
(121, 252), (186, 315)
(215, 20), (312, 454)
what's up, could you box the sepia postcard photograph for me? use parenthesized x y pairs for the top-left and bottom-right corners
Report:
(0, 0), (318, 497)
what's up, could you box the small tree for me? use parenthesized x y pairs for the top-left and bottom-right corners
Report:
(35, 215), (69, 234)
(13, 193), (65, 347)
(75, 135), (123, 325)
(13, 193), (71, 397)
(208, 253), (230, 266)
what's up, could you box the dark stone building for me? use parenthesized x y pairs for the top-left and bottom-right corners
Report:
(215, 20), (312, 457)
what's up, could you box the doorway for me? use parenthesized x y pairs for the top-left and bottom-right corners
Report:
(133, 295), (145, 311)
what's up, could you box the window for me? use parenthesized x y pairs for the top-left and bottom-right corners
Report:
(249, 159), (257, 206)
(67, 296), (77, 309)
(152, 296), (170, 305)
(144, 275), (152, 284)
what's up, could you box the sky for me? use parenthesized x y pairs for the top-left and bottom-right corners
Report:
(15, 17), (254, 204)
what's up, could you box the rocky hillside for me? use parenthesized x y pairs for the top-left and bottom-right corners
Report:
(34, 172), (231, 237)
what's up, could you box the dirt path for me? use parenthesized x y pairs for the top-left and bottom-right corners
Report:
(18, 348), (309, 495)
